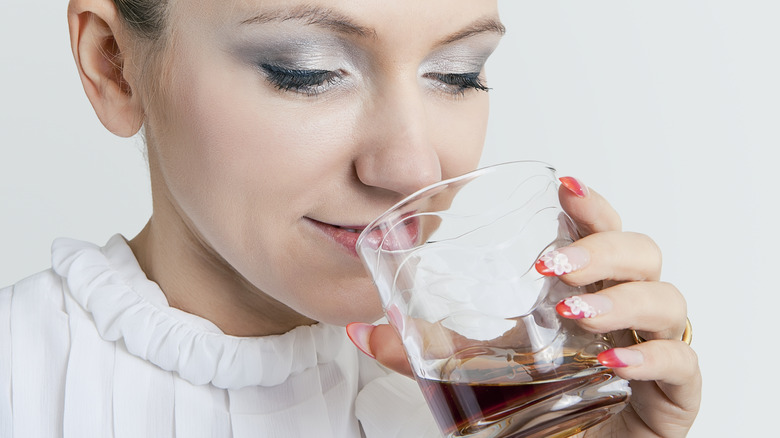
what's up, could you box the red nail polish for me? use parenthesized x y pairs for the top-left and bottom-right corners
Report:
(598, 349), (628, 368)
(535, 258), (558, 276)
(556, 296), (595, 319)
(346, 322), (376, 359)
(598, 348), (643, 368)
(559, 177), (589, 198)
(535, 248), (587, 277)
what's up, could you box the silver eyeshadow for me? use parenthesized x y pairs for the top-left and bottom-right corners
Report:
(229, 24), (501, 85)
(229, 26), (364, 74)
(419, 33), (502, 77)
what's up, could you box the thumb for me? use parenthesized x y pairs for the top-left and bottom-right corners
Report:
(346, 323), (414, 377)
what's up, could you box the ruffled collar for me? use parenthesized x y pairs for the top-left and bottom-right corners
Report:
(51, 234), (346, 389)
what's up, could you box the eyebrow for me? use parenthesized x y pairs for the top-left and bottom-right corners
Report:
(437, 17), (506, 46)
(240, 6), (505, 45)
(240, 5), (376, 38)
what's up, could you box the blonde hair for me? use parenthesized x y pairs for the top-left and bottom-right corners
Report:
(113, 0), (168, 39)
(110, 0), (177, 142)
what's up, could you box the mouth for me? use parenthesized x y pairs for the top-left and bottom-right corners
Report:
(305, 218), (368, 258)
(306, 213), (421, 258)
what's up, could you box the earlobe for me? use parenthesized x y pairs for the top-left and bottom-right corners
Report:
(67, 0), (144, 137)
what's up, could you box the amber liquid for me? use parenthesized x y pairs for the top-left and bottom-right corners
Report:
(417, 353), (628, 438)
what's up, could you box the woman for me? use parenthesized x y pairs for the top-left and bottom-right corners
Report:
(0, 0), (701, 436)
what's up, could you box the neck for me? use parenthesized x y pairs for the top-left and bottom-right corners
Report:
(128, 217), (317, 337)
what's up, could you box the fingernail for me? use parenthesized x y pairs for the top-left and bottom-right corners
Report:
(598, 348), (644, 368)
(386, 305), (404, 332)
(559, 176), (589, 198)
(346, 322), (376, 359)
(535, 246), (590, 276)
(556, 294), (612, 319)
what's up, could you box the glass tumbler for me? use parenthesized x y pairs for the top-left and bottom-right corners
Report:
(356, 161), (630, 438)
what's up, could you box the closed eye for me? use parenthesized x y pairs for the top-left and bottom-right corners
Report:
(425, 72), (490, 96)
(260, 63), (343, 96)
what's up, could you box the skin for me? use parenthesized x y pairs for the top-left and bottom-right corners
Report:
(67, 0), (701, 436)
(365, 186), (702, 437)
(70, 0), (499, 336)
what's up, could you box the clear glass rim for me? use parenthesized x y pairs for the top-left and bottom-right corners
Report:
(356, 160), (555, 249)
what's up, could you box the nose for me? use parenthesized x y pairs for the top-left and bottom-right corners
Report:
(354, 83), (442, 197)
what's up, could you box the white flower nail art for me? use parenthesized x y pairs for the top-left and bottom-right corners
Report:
(563, 296), (597, 318)
(540, 250), (574, 276)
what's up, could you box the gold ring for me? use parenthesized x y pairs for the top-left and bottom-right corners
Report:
(631, 318), (692, 345)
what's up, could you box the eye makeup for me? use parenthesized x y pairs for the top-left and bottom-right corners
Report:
(229, 25), (365, 97)
(424, 72), (490, 96)
(228, 19), (502, 99)
(260, 64), (345, 96)
(419, 33), (502, 97)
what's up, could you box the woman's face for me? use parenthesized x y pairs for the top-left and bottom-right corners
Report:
(142, 0), (503, 328)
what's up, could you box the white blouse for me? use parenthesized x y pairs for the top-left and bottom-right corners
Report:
(0, 235), (440, 438)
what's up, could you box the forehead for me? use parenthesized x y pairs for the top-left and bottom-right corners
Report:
(169, 0), (501, 48)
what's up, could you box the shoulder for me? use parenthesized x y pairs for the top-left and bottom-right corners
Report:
(1, 268), (67, 316)
(0, 268), (71, 353)
(1, 269), (73, 438)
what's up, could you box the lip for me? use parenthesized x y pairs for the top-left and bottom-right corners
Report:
(306, 213), (421, 257)
(359, 212), (421, 252)
(305, 218), (368, 257)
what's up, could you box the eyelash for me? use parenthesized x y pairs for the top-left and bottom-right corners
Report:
(260, 64), (489, 97)
(260, 63), (343, 96)
(426, 72), (490, 96)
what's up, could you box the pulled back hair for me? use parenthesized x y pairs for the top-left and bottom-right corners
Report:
(112, 0), (168, 39)
(110, 1), (175, 143)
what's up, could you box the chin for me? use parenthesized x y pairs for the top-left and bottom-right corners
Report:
(291, 274), (386, 326)
(312, 296), (385, 327)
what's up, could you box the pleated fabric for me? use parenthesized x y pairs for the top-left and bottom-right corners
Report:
(0, 235), (440, 438)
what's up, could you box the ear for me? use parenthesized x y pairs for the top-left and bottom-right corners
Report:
(67, 0), (145, 137)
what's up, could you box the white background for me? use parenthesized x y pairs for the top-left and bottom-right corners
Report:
(1, 1), (778, 436)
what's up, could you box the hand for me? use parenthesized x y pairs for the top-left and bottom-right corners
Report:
(544, 178), (701, 437)
(347, 177), (701, 438)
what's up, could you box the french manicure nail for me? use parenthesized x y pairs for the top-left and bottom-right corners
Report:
(535, 246), (590, 276)
(386, 305), (404, 332)
(556, 294), (612, 319)
(559, 176), (589, 198)
(346, 322), (376, 359)
(598, 348), (644, 368)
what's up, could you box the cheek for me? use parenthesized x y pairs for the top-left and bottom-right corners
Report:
(152, 56), (375, 319)
(432, 95), (490, 179)
(161, 60), (353, 222)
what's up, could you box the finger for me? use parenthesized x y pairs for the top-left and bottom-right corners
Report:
(628, 380), (701, 438)
(369, 324), (414, 376)
(558, 177), (622, 235)
(346, 322), (413, 377)
(558, 282), (688, 341)
(537, 231), (663, 284)
(598, 341), (702, 412)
